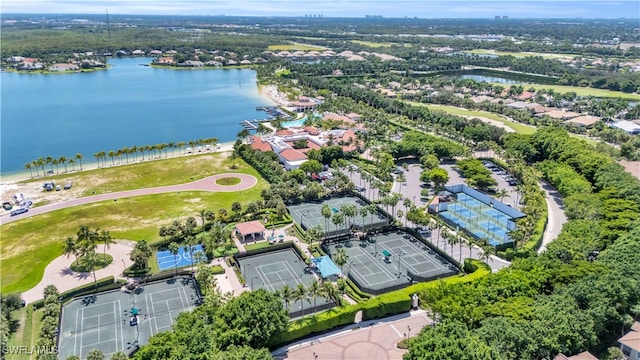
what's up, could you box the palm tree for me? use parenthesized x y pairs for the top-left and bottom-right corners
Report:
(69, 158), (76, 171)
(63, 236), (79, 263)
(168, 242), (180, 276)
(75, 153), (83, 170)
(334, 247), (349, 274)
(308, 281), (321, 314)
(238, 129), (251, 144)
(279, 284), (293, 309)
(36, 157), (45, 175)
(24, 162), (34, 178)
(359, 206), (369, 230)
(45, 156), (54, 173)
(31, 160), (40, 177)
(294, 283), (308, 316)
(331, 212), (344, 234)
(307, 225), (323, 247)
(337, 278), (347, 299)
(496, 189), (510, 203)
(83, 248), (100, 291)
(99, 230), (114, 255)
(321, 204), (332, 238)
(52, 158), (59, 174)
(108, 150), (115, 165)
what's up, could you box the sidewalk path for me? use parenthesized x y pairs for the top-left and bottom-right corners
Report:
(537, 180), (567, 254)
(22, 242), (136, 304)
(2, 173), (257, 225)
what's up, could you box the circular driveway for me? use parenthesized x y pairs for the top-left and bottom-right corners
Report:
(1, 173), (257, 224)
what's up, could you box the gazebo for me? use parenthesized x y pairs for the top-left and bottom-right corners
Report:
(235, 220), (266, 242)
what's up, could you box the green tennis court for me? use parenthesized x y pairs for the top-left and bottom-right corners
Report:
(236, 248), (335, 317)
(324, 231), (457, 295)
(288, 196), (388, 238)
(58, 276), (200, 359)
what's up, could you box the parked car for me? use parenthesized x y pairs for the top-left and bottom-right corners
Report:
(417, 226), (431, 236)
(355, 186), (366, 192)
(10, 207), (28, 216)
(64, 181), (73, 190)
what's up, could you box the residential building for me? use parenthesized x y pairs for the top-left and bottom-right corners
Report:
(619, 321), (640, 360)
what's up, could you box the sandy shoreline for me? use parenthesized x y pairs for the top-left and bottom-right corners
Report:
(0, 141), (236, 202)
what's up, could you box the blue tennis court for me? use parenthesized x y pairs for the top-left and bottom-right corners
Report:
(156, 245), (205, 271)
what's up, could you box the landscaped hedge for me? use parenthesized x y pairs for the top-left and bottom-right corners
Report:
(463, 258), (478, 274)
(269, 305), (361, 346)
(360, 293), (412, 320)
(211, 265), (225, 275)
(60, 276), (117, 300)
(268, 260), (491, 348)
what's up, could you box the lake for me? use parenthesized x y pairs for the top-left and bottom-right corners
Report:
(0, 57), (275, 176)
(430, 69), (559, 85)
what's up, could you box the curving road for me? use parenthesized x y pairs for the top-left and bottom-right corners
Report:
(1, 173), (257, 225)
(537, 180), (567, 254)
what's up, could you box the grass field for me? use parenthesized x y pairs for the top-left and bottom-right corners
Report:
(492, 82), (640, 100)
(215, 176), (241, 186)
(351, 40), (412, 48)
(465, 49), (578, 60)
(267, 44), (326, 51)
(21, 152), (248, 197)
(1, 159), (267, 294)
(404, 101), (537, 134)
(6, 307), (43, 360)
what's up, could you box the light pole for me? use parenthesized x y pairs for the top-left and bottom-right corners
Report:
(397, 250), (403, 277)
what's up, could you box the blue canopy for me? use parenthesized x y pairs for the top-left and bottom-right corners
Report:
(311, 255), (341, 278)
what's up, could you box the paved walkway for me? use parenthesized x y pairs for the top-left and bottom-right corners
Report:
(537, 180), (567, 254)
(273, 310), (431, 360)
(22, 242), (136, 304)
(2, 173), (258, 224)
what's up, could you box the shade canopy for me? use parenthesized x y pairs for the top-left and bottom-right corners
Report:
(311, 255), (341, 278)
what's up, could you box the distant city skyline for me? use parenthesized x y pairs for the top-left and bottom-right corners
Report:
(2, 0), (639, 19)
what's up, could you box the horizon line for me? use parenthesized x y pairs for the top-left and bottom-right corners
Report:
(3, 13), (639, 20)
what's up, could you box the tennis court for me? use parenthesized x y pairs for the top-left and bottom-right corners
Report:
(430, 185), (526, 248)
(236, 248), (334, 317)
(288, 196), (388, 238)
(58, 276), (200, 359)
(324, 231), (457, 295)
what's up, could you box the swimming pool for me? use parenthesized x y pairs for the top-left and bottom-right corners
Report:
(281, 117), (307, 128)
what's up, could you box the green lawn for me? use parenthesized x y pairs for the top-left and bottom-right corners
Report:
(245, 241), (278, 251)
(1, 161), (267, 294)
(465, 49), (578, 60)
(6, 307), (43, 360)
(492, 82), (640, 100)
(215, 176), (241, 186)
(70, 254), (113, 272)
(267, 44), (326, 51)
(21, 153), (255, 197)
(404, 101), (537, 135)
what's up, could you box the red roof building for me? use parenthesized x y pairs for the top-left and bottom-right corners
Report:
(250, 136), (272, 152)
(235, 220), (266, 242)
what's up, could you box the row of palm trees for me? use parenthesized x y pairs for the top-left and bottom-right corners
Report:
(93, 137), (219, 168)
(319, 202), (381, 238)
(24, 153), (84, 178)
(277, 279), (345, 316)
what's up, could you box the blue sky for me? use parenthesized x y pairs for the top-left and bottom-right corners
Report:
(2, 0), (638, 18)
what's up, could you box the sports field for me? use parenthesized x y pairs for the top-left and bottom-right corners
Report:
(288, 197), (388, 238)
(236, 248), (334, 316)
(325, 231), (457, 295)
(58, 277), (200, 359)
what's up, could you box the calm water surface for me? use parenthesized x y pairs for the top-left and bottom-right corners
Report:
(1, 57), (274, 175)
